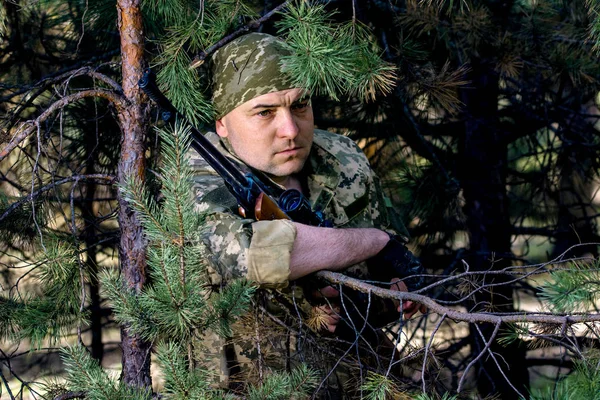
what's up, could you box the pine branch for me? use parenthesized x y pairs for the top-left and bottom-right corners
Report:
(189, 1), (291, 68)
(54, 392), (86, 400)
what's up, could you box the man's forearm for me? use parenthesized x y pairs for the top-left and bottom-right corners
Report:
(289, 223), (389, 280)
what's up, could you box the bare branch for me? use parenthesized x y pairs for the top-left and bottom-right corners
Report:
(4, 66), (123, 130)
(0, 174), (116, 223)
(0, 51), (120, 104)
(422, 313), (446, 392)
(474, 324), (525, 398)
(458, 322), (501, 393)
(0, 366), (15, 400)
(315, 270), (600, 325)
(0, 89), (128, 162)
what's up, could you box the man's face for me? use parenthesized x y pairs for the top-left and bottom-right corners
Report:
(215, 88), (314, 182)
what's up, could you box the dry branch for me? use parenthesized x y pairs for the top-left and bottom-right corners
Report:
(0, 89), (128, 162)
(0, 174), (116, 223)
(316, 270), (600, 325)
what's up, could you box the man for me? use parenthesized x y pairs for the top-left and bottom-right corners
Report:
(192, 32), (424, 396)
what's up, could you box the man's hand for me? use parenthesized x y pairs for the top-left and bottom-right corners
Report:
(390, 278), (426, 319)
(311, 286), (341, 333)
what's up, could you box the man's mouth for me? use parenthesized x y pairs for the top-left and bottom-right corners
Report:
(276, 147), (301, 156)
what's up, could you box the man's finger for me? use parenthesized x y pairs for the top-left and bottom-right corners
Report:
(390, 278), (408, 292)
(312, 285), (340, 299)
(397, 300), (415, 313)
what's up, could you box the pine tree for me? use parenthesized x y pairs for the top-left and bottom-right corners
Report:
(1, 1), (405, 398)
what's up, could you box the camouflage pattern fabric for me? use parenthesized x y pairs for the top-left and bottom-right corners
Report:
(211, 33), (295, 119)
(191, 129), (409, 398)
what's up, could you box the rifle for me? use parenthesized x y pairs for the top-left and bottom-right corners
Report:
(138, 69), (423, 334)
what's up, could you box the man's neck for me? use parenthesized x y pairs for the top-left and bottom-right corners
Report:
(272, 175), (303, 192)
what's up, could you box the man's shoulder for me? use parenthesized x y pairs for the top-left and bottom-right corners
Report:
(312, 129), (370, 170)
(313, 129), (363, 154)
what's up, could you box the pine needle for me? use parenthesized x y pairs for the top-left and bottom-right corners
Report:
(276, 1), (397, 102)
(539, 260), (600, 313)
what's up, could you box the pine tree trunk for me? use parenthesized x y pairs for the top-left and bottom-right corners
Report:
(115, 0), (151, 389)
(459, 62), (529, 399)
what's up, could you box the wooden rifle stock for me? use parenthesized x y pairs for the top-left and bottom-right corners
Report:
(254, 192), (291, 221)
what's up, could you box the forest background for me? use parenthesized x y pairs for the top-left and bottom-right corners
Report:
(2, 0), (600, 399)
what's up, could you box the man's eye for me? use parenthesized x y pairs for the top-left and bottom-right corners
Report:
(257, 109), (272, 117)
(292, 102), (309, 111)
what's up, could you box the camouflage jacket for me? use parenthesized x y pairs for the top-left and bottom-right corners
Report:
(191, 129), (408, 395)
(192, 129), (408, 289)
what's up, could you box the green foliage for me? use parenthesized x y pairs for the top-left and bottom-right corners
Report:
(0, 237), (85, 347)
(108, 122), (254, 343)
(359, 371), (403, 400)
(276, 1), (396, 102)
(151, 0), (256, 125)
(0, 191), (48, 245)
(529, 382), (572, 400)
(529, 350), (600, 400)
(539, 260), (600, 313)
(563, 350), (600, 400)
(60, 346), (153, 400)
(155, 341), (216, 399)
(388, 160), (463, 238)
(154, 341), (318, 400)
(496, 323), (530, 347)
(247, 364), (319, 400)
(413, 393), (458, 400)
(589, 0), (600, 52)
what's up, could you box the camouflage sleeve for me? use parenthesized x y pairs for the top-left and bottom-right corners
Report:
(192, 161), (295, 289)
(369, 171), (410, 243)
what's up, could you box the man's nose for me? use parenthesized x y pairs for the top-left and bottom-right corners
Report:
(276, 109), (300, 139)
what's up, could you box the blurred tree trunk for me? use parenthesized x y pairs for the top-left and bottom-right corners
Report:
(115, 0), (151, 388)
(459, 60), (529, 398)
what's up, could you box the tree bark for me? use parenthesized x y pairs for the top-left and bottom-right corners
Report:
(115, 0), (151, 389)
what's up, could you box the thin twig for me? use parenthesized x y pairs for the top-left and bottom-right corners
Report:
(0, 366), (15, 400)
(1, 89), (128, 162)
(457, 321), (500, 393)
(0, 174), (116, 223)
(312, 288), (373, 399)
(475, 324), (526, 399)
(422, 313), (446, 392)
(4, 67), (122, 133)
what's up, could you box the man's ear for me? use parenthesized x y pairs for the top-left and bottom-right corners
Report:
(215, 118), (228, 138)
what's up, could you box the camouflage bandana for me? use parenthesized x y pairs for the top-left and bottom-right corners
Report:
(211, 32), (295, 119)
